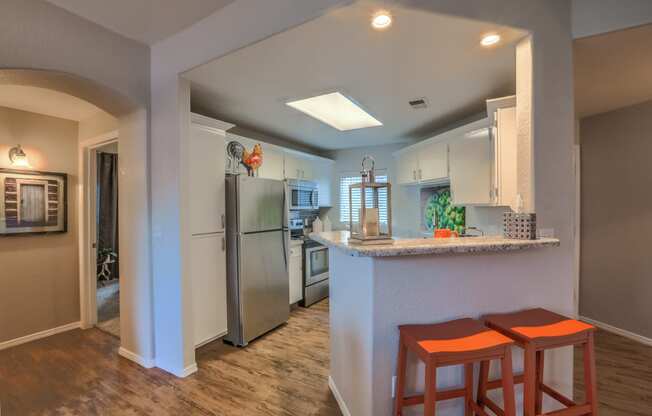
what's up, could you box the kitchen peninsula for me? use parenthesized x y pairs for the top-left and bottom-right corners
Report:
(311, 231), (571, 416)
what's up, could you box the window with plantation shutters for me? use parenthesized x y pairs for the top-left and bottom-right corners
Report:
(339, 173), (388, 225)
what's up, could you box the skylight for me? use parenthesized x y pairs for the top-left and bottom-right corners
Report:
(286, 92), (383, 131)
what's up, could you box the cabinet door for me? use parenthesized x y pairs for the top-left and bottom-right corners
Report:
(395, 150), (419, 185)
(190, 125), (225, 234)
(258, 146), (285, 180)
(299, 158), (313, 180)
(494, 107), (517, 209)
(288, 245), (303, 304)
(449, 131), (493, 205)
(191, 233), (228, 347)
(418, 141), (448, 182)
(284, 154), (301, 179)
(313, 161), (333, 207)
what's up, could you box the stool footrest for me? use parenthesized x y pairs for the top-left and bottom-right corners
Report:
(478, 396), (505, 416)
(539, 383), (575, 408)
(403, 386), (466, 406)
(485, 373), (525, 390)
(470, 400), (492, 416)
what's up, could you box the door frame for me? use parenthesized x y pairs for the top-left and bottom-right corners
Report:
(78, 131), (119, 329)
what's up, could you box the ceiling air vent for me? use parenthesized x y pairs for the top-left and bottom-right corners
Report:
(408, 97), (428, 109)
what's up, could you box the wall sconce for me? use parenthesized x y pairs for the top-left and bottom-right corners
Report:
(9, 144), (29, 168)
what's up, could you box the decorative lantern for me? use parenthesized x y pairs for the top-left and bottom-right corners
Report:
(349, 155), (393, 245)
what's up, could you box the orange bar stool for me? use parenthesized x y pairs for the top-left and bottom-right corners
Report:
(478, 308), (597, 416)
(394, 318), (516, 416)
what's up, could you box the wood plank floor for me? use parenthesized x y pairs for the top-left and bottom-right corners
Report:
(574, 329), (652, 416)
(2, 302), (652, 416)
(0, 300), (342, 416)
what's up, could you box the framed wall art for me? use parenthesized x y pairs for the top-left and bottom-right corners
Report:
(0, 168), (67, 235)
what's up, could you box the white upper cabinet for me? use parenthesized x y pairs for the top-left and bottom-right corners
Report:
(257, 145), (285, 180)
(449, 129), (493, 206)
(189, 115), (233, 234)
(284, 153), (313, 180)
(492, 106), (518, 209)
(313, 160), (334, 207)
(417, 141), (448, 183)
(396, 149), (419, 185)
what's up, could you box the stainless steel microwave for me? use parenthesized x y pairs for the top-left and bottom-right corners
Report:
(287, 179), (319, 210)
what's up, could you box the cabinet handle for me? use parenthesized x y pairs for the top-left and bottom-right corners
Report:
(221, 214), (225, 229)
(413, 170), (416, 181)
(418, 169), (422, 180)
(221, 236), (226, 251)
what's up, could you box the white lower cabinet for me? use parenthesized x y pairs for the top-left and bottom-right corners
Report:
(191, 233), (228, 347)
(289, 244), (303, 304)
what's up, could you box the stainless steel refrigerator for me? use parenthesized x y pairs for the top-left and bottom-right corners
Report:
(224, 174), (289, 347)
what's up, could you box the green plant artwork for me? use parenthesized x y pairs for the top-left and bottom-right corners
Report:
(421, 187), (465, 234)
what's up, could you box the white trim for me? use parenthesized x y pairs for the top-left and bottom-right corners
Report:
(118, 347), (155, 368)
(180, 363), (199, 378)
(195, 330), (228, 349)
(0, 322), (80, 351)
(580, 316), (652, 347)
(191, 112), (235, 134)
(78, 131), (119, 329)
(328, 376), (352, 416)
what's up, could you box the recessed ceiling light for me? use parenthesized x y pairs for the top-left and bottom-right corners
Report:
(372, 11), (392, 30)
(286, 92), (383, 131)
(481, 33), (501, 47)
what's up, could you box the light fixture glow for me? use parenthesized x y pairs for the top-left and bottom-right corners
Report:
(371, 11), (392, 30)
(286, 92), (383, 131)
(8, 144), (29, 167)
(481, 33), (501, 46)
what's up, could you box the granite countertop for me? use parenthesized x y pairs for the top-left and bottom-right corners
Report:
(309, 231), (560, 258)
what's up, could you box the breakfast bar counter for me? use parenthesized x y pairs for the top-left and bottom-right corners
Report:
(311, 231), (573, 416)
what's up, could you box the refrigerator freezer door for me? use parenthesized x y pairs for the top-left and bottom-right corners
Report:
(239, 230), (290, 343)
(237, 176), (285, 233)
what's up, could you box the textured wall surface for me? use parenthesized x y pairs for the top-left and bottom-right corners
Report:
(580, 100), (652, 339)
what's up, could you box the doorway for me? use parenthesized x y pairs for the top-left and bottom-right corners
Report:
(94, 141), (120, 337)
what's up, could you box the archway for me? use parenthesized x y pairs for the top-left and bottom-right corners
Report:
(0, 68), (153, 367)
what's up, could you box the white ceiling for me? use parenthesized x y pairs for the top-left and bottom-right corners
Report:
(44, 0), (234, 45)
(0, 85), (103, 121)
(575, 23), (652, 118)
(186, 1), (526, 151)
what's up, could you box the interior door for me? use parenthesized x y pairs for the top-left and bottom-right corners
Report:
(237, 176), (284, 233)
(239, 230), (289, 342)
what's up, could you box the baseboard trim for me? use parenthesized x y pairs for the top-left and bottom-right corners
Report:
(180, 363), (198, 378)
(118, 347), (155, 368)
(0, 321), (80, 351)
(328, 376), (352, 416)
(580, 316), (652, 347)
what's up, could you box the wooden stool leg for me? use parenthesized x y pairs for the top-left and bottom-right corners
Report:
(523, 346), (537, 416)
(477, 359), (490, 409)
(465, 363), (473, 416)
(424, 360), (437, 416)
(394, 335), (407, 416)
(501, 346), (517, 416)
(535, 351), (544, 414)
(583, 333), (599, 416)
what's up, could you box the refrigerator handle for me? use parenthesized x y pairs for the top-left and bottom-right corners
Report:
(282, 184), (289, 270)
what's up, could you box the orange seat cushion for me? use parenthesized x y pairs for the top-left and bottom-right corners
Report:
(512, 319), (594, 340)
(418, 330), (514, 354)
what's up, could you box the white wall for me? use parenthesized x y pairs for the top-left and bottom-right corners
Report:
(572, 0), (652, 39)
(1, 0), (152, 366)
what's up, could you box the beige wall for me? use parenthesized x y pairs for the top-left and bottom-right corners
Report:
(580, 99), (652, 338)
(0, 106), (80, 343)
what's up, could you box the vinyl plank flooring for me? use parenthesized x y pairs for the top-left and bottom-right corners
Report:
(0, 300), (342, 416)
(574, 329), (652, 416)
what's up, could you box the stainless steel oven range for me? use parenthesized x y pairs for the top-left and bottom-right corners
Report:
(302, 238), (329, 307)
